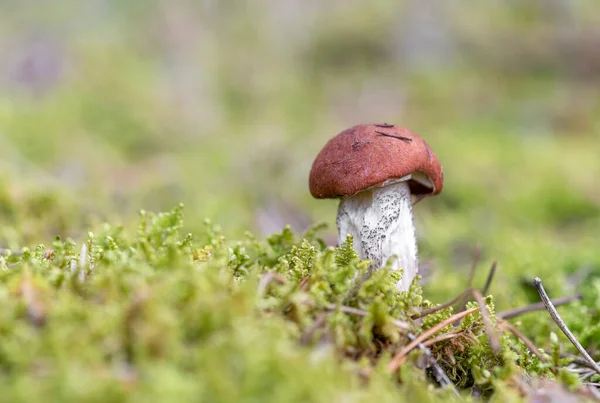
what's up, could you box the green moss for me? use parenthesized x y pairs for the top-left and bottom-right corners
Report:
(1, 205), (591, 401)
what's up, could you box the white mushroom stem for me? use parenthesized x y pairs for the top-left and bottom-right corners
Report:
(336, 180), (418, 291)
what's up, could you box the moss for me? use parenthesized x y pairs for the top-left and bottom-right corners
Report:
(0, 205), (592, 401)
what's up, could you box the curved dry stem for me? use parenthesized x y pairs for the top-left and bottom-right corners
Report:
(481, 261), (497, 295)
(472, 289), (500, 354)
(498, 319), (547, 363)
(388, 307), (478, 372)
(421, 330), (464, 348)
(411, 288), (472, 320)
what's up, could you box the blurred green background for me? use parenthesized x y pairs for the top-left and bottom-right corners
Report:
(1, 1), (599, 307)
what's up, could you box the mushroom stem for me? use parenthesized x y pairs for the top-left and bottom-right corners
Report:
(336, 180), (418, 291)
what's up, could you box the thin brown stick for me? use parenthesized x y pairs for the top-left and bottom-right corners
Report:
(580, 370), (598, 381)
(406, 333), (460, 397)
(466, 246), (481, 291)
(472, 289), (500, 354)
(534, 277), (600, 375)
(300, 313), (328, 345)
(298, 275), (311, 291)
(388, 307), (478, 372)
(411, 288), (472, 320)
(497, 294), (582, 320)
(421, 331), (464, 348)
(456, 247), (482, 313)
(481, 261), (497, 295)
(498, 319), (547, 363)
(412, 258), (496, 321)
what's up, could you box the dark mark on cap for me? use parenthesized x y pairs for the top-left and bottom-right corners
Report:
(375, 130), (412, 142)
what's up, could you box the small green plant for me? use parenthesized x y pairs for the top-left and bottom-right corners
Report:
(1, 205), (596, 402)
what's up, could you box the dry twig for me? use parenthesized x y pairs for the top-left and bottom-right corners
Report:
(466, 247), (481, 291)
(472, 289), (500, 354)
(300, 313), (328, 345)
(534, 277), (600, 375)
(406, 332), (460, 398)
(497, 294), (582, 320)
(411, 288), (472, 320)
(388, 307), (478, 372)
(455, 247), (481, 312)
(413, 259), (498, 321)
(498, 319), (547, 363)
(421, 331), (464, 348)
(562, 354), (600, 371)
(481, 261), (497, 295)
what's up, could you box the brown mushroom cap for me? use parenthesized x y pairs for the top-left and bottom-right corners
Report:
(309, 123), (443, 199)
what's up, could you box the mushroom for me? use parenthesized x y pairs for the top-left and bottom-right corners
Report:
(309, 123), (443, 291)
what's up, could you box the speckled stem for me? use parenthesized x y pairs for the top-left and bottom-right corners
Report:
(336, 181), (418, 291)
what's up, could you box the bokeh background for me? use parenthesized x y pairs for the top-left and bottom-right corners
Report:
(1, 1), (599, 304)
